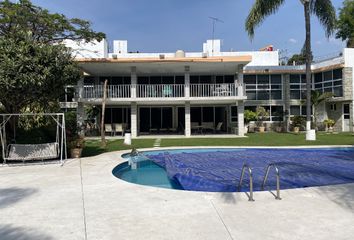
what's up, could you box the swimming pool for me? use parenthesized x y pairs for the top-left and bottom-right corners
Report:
(113, 147), (354, 192)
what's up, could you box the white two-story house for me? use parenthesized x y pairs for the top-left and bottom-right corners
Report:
(61, 39), (354, 137)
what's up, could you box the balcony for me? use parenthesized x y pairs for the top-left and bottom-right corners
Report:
(76, 83), (245, 103)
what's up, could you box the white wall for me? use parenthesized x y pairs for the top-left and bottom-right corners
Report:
(63, 39), (108, 58)
(203, 39), (221, 55)
(113, 40), (128, 54)
(343, 48), (354, 101)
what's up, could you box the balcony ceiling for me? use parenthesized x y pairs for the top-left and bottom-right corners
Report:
(77, 56), (251, 76)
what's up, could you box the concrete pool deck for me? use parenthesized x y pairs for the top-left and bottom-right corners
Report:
(1, 148), (354, 240)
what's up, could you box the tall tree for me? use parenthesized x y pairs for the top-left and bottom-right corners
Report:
(0, 0), (105, 113)
(336, 0), (354, 48)
(245, 0), (336, 140)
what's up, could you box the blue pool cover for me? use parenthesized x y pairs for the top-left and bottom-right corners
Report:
(145, 148), (354, 192)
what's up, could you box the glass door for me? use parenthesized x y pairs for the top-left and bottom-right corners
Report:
(343, 104), (350, 132)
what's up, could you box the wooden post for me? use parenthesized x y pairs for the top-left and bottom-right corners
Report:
(100, 79), (108, 148)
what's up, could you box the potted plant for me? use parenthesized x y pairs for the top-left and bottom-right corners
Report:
(291, 115), (306, 133)
(69, 136), (85, 158)
(273, 111), (286, 133)
(244, 110), (257, 133)
(256, 106), (269, 133)
(323, 119), (335, 133)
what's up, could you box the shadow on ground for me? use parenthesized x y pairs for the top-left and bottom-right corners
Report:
(316, 184), (354, 211)
(0, 224), (53, 240)
(0, 188), (38, 209)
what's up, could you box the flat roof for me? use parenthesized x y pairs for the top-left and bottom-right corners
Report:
(76, 55), (252, 64)
(77, 56), (252, 76)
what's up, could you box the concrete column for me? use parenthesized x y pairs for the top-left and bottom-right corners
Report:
(237, 64), (244, 97)
(77, 102), (85, 136)
(77, 78), (84, 99)
(131, 102), (137, 138)
(185, 101), (191, 137)
(238, 101), (245, 136)
(131, 66), (137, 99)
(184, 66), (190, 98)
(76, 77), (85, 136)
(283, 74), (291, 132)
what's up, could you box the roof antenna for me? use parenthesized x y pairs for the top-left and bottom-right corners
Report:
(209, 16), (224, 56)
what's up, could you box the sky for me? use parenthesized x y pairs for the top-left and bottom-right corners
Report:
(31, 0), (346, 59)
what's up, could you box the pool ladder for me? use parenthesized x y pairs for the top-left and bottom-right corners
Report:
(238, 163), (282, 201)
(261, 163), (282, 200)
(238, 163), (254, 201)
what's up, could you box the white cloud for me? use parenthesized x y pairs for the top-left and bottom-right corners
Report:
(288, 38), (297, 44)
(316, 40), (322, 45)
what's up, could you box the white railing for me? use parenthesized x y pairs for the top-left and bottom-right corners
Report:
(190, 83), (238, 97)
(137, 84), (185, 98)
(78, 83), (241, 99)
(81, 85), (131, 99)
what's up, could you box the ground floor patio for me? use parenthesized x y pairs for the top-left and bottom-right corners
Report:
(1, 149), (354, 240)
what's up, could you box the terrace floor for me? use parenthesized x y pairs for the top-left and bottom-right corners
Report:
(1, 149), (354, 240)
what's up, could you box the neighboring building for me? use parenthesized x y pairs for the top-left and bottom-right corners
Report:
(61, 39), (354, 137)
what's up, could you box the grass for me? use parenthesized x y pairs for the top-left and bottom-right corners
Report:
(82, 132), (354, 157)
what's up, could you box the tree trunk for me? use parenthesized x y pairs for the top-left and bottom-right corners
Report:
(304, 1), (313, 135)
(100, 79), (108, 148)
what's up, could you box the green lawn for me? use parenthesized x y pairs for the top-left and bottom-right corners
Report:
(82, 132), (354, 157)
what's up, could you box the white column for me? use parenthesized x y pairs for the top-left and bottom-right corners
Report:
(77, 77), (84, 99)
(238, 101), (245, 136)
(76, 77), (85, 136)
(77, 102), (85, 136)
(184, 66), (190, 98)
(185, 101), (191, 137)
(237, 64), (244, 97)
(131, 66), (137, 99)
(131, 102), (137, 138)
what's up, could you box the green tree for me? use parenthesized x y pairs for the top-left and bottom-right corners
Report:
(0, 0), (105, 113)
(287, 53), (307, 65)
(310, 90), (333, 129)
(245, 0), (336, 140)
(336, 0), (354, 48)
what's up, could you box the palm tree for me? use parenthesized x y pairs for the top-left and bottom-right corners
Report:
(245, 0), (336, 140)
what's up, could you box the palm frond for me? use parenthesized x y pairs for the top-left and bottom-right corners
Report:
(245, 0), (285, 39)
(310, 0), (336, 37)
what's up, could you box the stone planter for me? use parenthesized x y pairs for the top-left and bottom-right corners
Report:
(328, 126), (334, 133)
(293, 127), (300, 133)
(70, 148), (83, 158)
(258, 126), (265, 133)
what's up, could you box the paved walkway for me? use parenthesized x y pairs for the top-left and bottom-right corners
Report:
(1, 149), (354, 240)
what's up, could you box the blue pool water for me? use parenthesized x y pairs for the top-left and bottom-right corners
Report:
(113, 148), (354, 192)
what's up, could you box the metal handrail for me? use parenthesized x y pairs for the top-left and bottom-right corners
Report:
(261, 163), (281, 200)
(238, 163), (255, 201)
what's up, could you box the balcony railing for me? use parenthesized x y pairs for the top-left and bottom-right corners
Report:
(82, 85), (131, 99)
(190, 83), (238, 97)
(77, 83), (242, 100)
(137, 84), (185, 98)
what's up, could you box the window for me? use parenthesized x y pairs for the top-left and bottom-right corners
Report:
(290, 105), (312, 116)
(330, 104), (337, 111)
(290, 74), (307, 100)
(224, 75), (235, 83)
(312, 69), (343, 97)
(231, 106), (238, 122)
(244, 74), (282, 100)
(290, 106), (301, 116)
